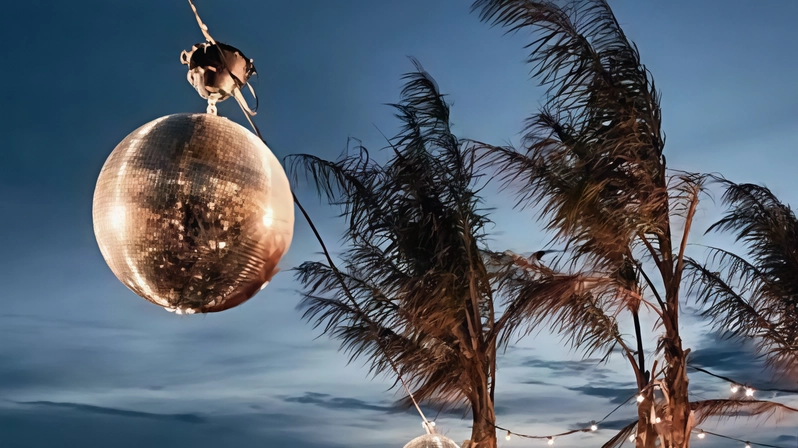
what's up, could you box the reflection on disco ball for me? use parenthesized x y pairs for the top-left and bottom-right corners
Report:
(92, 113), (294, 314)
(403, 434), (461, 448)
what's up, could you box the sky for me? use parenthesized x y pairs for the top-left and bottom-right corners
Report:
(2, 0), (798, 447)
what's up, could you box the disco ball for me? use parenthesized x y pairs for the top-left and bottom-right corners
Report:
(92, 113), (294, 313)
(403, 434), (461, 448)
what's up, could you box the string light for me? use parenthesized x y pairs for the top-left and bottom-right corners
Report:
(692, 428), (789, 448)
(490, 380), (790, 448)
(491, 391), (641, 442)
(182, 2), (797, 446)
(690, 365), (798, 395)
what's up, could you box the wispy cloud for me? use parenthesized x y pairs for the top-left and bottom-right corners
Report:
(566, 386), (638, 404)
(12, 401), (204, 424)
(689, 331), (798, 391)
(283, 392), (400, 413)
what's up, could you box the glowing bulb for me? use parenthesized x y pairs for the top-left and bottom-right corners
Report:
(629, 434), (636, 442)
(745, 387), (754, 397)
(730, 384), (739, 393)
(655, 417), (661, 424)
(590, 424), (598, 431)
(547, 437), (554, 446)
(636, 394), (645, 403)
(505, 431), (511, 441)
(698, 431), (706, 439)
(745, 443), (751, 448)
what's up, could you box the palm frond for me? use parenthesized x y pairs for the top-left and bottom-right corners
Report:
(291, 61), (496, 414)
(600, 420), (637, 448)
(686, 179), (798, 373)
(489, 250), (628, 359)
(471, 0), (668, 278)
(691, 399), (798, 425)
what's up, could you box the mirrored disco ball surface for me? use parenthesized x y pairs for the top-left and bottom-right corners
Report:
(93, 113), (294, 313)
(403, 435), (461, 448)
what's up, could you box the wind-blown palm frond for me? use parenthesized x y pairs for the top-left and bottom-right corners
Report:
(686, 180), (798, 372)
(691, 399), (798, 425)
(601, 420), (637, 448)
(488, 250), (628, 360)
(470, 1), (711, 445)
(472, 0), (667, 270)
(289, 60), (498, 442)
(470, 0), (671, 380)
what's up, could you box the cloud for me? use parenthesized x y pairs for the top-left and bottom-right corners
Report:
(0, 402), (352, 448)
(566, 386), (638, 404)
(519, 379), (553, 386)
(283, 392), (400, 413)
(689, 333), (762, 374)
(521, 358), (615, 377)
(12, 401), (204, 424)
(688, 331), (798, 391)
(774, 434), (798, 444)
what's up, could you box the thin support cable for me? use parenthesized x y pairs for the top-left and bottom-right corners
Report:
(688, 365), (798, 395)
(183, 0), (432, 431)
(493, 390), (639, 440)
(694, 428), (789, 448)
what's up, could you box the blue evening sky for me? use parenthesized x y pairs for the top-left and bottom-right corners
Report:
(1, 1), (797, 447)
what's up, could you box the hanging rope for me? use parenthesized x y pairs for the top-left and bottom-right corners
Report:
(183, 0), (433, 433)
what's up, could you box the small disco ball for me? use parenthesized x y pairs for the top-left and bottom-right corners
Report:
(404, 434), (461, 448)
(92, 113), (294, 314)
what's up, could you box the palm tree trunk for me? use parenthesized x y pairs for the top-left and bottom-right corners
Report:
(663, 333), (692, 447)
(469, 385), (497, 448)
(466, 352), (497, 448)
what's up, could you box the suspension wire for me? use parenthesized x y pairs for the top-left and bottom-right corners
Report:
(694, 428), (789, 448)
(492, 389), (639, 440)
(184, 0), (432, 432)
(688, 365), (798, 395)
(493, 382), (795, 447)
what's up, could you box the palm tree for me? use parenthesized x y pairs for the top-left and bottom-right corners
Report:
(470, 1), (797, 446)
(687, 179), (798, 373)
(287, 59), (501, 448)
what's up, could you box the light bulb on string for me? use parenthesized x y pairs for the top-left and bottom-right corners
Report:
(697, 430), (706, 439)
(636, 394), (645, 403)
(547, 436), (555, 445)
(730, 384), (740, 393)
(744, 443), (751, 448)
(655, 417), (661, 424)
(745, 387), (754, 397)
(505, 431), (512, 441)
(590, 422), (598, 431)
